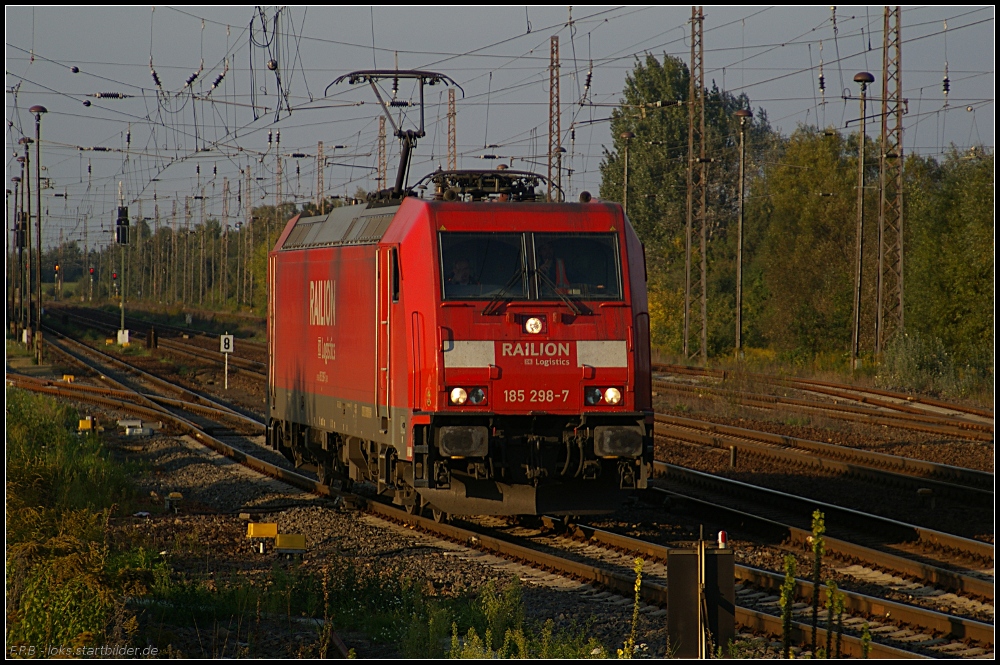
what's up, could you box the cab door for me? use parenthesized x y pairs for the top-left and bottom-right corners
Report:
(375, 245), (401, 437)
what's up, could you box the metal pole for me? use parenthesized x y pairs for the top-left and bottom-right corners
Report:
(621, 132), (634, 214)
(735, 109), (752, 359)
(852, 73), (874, 373)
(30, 106), (47, 363)
(20, 140), (32, 348)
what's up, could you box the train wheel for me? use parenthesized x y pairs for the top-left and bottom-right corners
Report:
(431, 507), (447, 523)
(317, 463), (333, 486)
(405, 502), (421, 516)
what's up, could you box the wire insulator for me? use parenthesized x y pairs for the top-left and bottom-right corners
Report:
(389, 99), (410, 107)
(818, 74), (825, 92)
(186, 71), (199, 86)
(93, 92), (131, 99)
(151, 69), (162, 89)
(212, 73), (225, 89)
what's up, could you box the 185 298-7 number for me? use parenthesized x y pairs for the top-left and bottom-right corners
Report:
(504, 389), (570, 403)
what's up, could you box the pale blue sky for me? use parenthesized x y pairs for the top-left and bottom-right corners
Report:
(5, 6), (994, 248)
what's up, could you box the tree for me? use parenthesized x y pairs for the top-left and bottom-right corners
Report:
(904, 150), (994, 367)
(599, 53), (774, 355)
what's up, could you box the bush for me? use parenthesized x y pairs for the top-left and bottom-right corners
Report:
(6, 388), (140, 653)
(876, 332), (992, 399)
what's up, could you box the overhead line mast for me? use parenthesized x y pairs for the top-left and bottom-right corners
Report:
(685, 6), (707, 365)
(877, 6), (904, 355)
(548, 36), (562, 202)
(448, 88), (457, 172)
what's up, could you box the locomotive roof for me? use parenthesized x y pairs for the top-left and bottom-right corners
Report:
(279, 203), (402, 250)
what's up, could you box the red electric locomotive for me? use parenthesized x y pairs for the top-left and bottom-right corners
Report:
(266, 71), (652, 518)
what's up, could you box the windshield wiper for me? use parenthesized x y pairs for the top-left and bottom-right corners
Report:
(534, 269), (586, 316)
(481, 266), (528, 315)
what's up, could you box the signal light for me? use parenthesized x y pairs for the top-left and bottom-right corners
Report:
(89, 267), (94, 275)
(112, 271), (118, 280)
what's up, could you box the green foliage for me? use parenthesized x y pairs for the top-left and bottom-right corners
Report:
(5, 388), (140, 652)
(860, 621), (872, 658)
(810, 511), (826, 652)
(824, 580), (840, 658)
(599, 53), (774, 356)
(905, 152), (993, 367)
(617, 557), (644, 658)
(876, 331), (992, 399)
(445, 577), (607, 659)
(778, 554), (797, 658)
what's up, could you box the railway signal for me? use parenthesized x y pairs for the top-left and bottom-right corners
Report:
(115, 206), (129, 245)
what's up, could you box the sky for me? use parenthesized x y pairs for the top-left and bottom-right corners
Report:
(5, 6), (995, 250)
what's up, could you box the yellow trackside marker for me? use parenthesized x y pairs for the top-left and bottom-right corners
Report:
(62, 375), (75, 382)
(106, 338), (115, 345)
(275, 533), (306, 553)
(246, 523), (278, 539)
(78, 417), (93, 431)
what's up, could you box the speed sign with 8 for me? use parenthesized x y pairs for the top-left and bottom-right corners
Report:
(220, 334), (234, 354)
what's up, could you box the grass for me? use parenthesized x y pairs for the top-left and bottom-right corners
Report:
(6, 388), (142, 652)
(654, 338), (993, 407)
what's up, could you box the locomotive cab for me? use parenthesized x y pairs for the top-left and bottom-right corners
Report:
(267, 169), (652, 517)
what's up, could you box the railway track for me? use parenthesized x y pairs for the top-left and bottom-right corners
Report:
(654, 414), (992, 505)
(11, 372), (981, 658)
(654, 379), (993, 442)
(651, 462), (994, 597)
(654, 362), (994, 424)
(21, 320), (992, 652)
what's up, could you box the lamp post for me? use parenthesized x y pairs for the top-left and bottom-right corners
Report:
(620, 132), (635, 214)
(734, 108), (752, 359)
(11, 175), (22, 338)
(18, 138), (32, 348)
(851, 74), (873, 373)
(30, 104), (47, 363)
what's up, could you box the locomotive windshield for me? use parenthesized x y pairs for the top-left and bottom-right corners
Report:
(441, 233), (527, 299)
(440, 232), (622, 301)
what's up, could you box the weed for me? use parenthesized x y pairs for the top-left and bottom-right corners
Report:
(810, 511), (826, 652)
(860, 621), (871, 658)
(779, 554), (797, 659)
(618, 557), (644, 658)
(876, 332), (992, 400)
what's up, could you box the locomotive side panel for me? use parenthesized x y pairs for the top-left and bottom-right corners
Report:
(270, 243), (388, 443)
(624, 222), (652, 413)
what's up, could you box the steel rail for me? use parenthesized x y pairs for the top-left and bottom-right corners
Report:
(653, 362), (993, 420)
(654, 379), (992, 440)
(652, 462), (994, 597)
(3, 374), (939, 658)
(654, 416), (993, 501)
(43, 327), (260, 426)
(541, 517), (995, 645)
(370, 504), (924, 659)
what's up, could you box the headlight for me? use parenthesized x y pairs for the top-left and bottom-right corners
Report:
(585, 387), (603, 405)
(524, 317), (543, 334)
(449, 387), (468, 405)
(468, 387), (486, 405)
(604, 387), (622, 405)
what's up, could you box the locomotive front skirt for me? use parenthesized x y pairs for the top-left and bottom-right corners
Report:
(267, 193), (653, 516)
